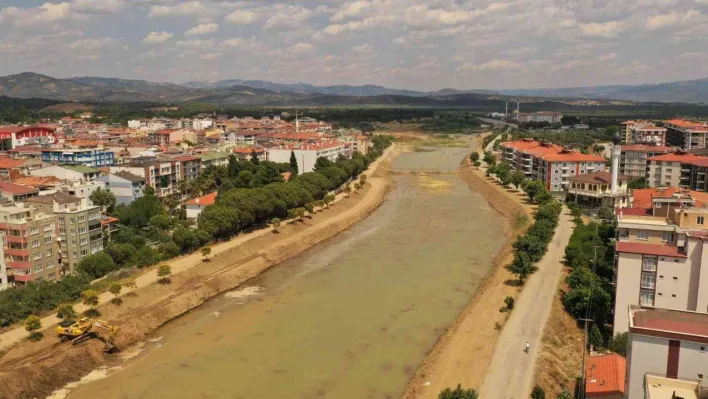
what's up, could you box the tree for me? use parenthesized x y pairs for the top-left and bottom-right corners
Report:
(597, 206), (615, 222)
(109, 283), (122, 305)
(354, 182), (361, 191)
(289, 150), (299, 176)
(81, 289), (100, 316)
(90, 187), (117, 212)
(133, 246), (160, 268)
(359, 174), (367, 186)
(523, 180), (545, 201)
(507, 251), (537, 284)
(157, 264), (172, 283)
(589, 323), (604, 350)
(124, 278), (137, 292)
(201, 246), (212, 262)
(608, 332), (628, 356)
(271, 217), (281, 232)
(250, 149), (260, 165)
(56, 304), (77, 321)
(304, 202), (315, 215)
(556, 389), (572, 399)
(77, 253), (117, 279)
(324, 193), (335, 207)
(511, 171), (526, 189)
(628, 177), (647, 189)
(534, 190), (553, 204)
(438, 384), (479, 399)
(25, 315), (42, 339)
(473, 161), (481, 168)
(531, 386), (546, 399)
(470, 152), (480, 162)
(344, 185), (352, 197)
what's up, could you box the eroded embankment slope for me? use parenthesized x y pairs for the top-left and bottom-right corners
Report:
(0, 147), (397, 399)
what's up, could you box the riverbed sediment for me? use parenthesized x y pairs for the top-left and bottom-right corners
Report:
(402, 135), (533, 399)
(0, 145), (399, 399)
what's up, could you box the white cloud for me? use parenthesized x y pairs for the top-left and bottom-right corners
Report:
(598, 52), (618, 61)
(199, 52), (222, 60)
(176, 39), (214, 48)
(322, 15), (396, 36)
(71, 0), (123, 14)
(458, 59), (523, 72)
(186, 23), (218, 36)
(579, 20), (625, 38)
(222, 38), (244, 47)
(143, 31), (173, 44)
(225, 10), (259, 24)
(287, 42), (315, 55)
(148, 1), (205, 18)
(0, 2), (73, 27)
(264, 6), (312, 30)
(353, 43), (374, 54)
(68, 37), (116, 50)
(675, 51), (708, 60)
(645, 10), (705, 30)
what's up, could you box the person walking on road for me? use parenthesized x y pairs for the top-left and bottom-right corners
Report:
(525, 341), (530, 353)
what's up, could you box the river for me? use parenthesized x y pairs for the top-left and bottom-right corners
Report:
(64, 146), (507, 399)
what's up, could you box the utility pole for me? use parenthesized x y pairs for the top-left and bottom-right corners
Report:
(578, 224), (602, 399)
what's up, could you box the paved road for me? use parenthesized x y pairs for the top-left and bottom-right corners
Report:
(479, 208), (574, 399)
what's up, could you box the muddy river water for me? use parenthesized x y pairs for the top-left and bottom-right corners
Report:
(65, 146), (507, 399)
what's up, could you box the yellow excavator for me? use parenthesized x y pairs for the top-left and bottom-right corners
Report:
(56, 318), (119, 352)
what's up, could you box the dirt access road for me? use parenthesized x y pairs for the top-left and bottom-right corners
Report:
(479, 209), (574, 399)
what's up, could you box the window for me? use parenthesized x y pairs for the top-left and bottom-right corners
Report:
(59, 216), (65, 223)
(46, 261), (54, 269)
(44, 224), (51, 231)
(33, 251), (42, 260)
(46, 248), (53, 256)
(78, 215), (86, 223)
(619, 229), (629, 239)
(79, 227), (87, 234)
(80, 249), (88, 256)
(640, 290), (655, 306)
(31, 239), (40, 248)
(673, 276), (678, 280)
(699, 374), (704, 380)
(656, 202), (662, 208)
(663, 232), (674, 242)
(59, 228), (66, 234)
(44, 236), (53, 244)
(641, 273), (656, 289)
(48, 272), (56, 279)
(638, 230), (649, 240)
(698, 216), (705, 225)
(33, 265), (42, 273)
(80, 238), (88, 245)
(29, 227), (38, 235)
(643, 257), (658, 271)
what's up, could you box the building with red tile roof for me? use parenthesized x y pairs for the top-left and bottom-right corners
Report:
(619, 144), (673, 178)
(185, 192), (217, 220)
(664, 118), (708, 150)
(585, 353), (626, 398)
(0, 181), (40, 202)
(647, 152), (708, 190)
(267, 141), (350, 174)
(501, 139), (606, 191)
(626, 306), (708, 399)
(0, 125), (57, 150)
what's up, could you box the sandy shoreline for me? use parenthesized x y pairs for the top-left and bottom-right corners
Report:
(0, 145), (399, 399)
(402, 135), (534, 399)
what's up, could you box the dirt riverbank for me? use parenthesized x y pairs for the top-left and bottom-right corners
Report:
(403, 135), (533, 399)
(0, 146), (399, 399)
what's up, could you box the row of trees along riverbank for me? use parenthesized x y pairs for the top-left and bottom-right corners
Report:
(0, 135), (394, 329)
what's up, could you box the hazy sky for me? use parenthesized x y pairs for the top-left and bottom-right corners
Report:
(1, 0), (707, 91)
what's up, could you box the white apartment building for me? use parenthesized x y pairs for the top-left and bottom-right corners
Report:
(267, 142), (350, 174)
(191, 119), (213, 131)
(621, 121), (668, 145)
(625, 306), (708, 399)
(0, 233), (7, 291)
(614, 188), (708, 334)
(619, 144), (673, 179)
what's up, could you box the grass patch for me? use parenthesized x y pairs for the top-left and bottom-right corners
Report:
(514, 213), (529, 229)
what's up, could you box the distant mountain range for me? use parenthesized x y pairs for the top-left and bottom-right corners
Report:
(1, 72), (708, 105)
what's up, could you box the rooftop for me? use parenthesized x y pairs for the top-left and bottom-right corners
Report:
(113, 171), (145, 183)
(501, 139), (604, 162)
(631, 187), (708, 209)
(11, 176), (61, 188)
(586, 353), (626, 397)
(665, 119), (707, 129)
(568, 171), (629, 184)
(621, 144), (673, 153)
(61, 165), (102, 174)
(26, 191), (80, 205)
(185, 192), (217, 206)
(645, 375), (700, 399)
(0, 182), (39, 195)
(615, 241), (687, 258)
(648, 152), (708, 167)
(630, 306), (708, 343)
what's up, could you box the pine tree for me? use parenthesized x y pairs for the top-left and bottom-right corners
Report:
(289, 150), (299, 176)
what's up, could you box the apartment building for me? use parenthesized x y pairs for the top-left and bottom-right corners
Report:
(619, 144), (673, 179)
(647, 152), (708, 190)
(614, 187), (708, 334)
(41, 148), (115, 167)
(501, 139), (606, 192)
(110, 157), (183, 198)
(59, 180), (105, 205)
(665, 119), (708, 150)
(171, 155), (201, 183)
(26, 193), (102, 274)
(0, 233), (7, 291)
(516, 111), (562, 124)
(196, 152), (229, 169)
(232, 147), (266, 162)
(625, 306), (708, 399)
(0, 125), (57, 150)
(620, 121), (667, 145)
(0, 203), (59, 285)
(97, 171), (145, 205)
(267, 141), (350, 174)
(30, 165), (102, 181)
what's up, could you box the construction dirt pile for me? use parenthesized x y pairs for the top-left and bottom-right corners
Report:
(403, 142), (534, 399)
(0, 147), (397, 399)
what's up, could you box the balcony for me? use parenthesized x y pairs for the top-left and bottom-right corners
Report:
(8, 260), (31, 269)
(13, 274), (34, 283)
(6, 248), (30, 257)
(641, 282), (656, 290)
(6, 235), (27, 244)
